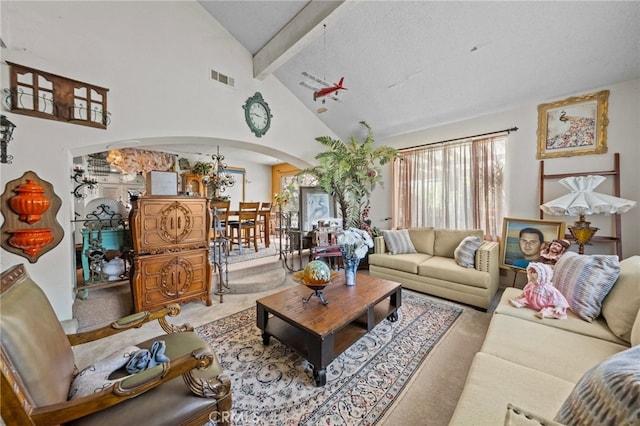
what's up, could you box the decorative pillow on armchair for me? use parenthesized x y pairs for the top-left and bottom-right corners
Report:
(555, 345), (640, 425)
(454, 236), (482, 268)
(553, 251), (620, 322)
(68, 345), (139, 399)
(382, 229), (417, 255)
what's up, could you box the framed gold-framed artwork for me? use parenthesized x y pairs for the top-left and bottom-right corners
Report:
(500, 217), (566, 270)
(536, 89), (609, 159)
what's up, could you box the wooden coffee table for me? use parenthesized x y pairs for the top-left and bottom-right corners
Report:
(256, 274), (402, 386)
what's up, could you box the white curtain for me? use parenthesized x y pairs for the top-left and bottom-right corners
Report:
(392, 135), (506, 240)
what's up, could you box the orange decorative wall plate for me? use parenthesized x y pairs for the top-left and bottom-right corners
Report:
(9, 179), (51, 224)
(1, 171), (63, 263)
(7, 228), (54, 257)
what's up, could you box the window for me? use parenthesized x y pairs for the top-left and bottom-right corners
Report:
(392, 135), (506, 240)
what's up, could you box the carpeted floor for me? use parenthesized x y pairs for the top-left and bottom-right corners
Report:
(225, 244), (278, 264)
(195, 290), (462, 425)
(71, 266), (498, 425)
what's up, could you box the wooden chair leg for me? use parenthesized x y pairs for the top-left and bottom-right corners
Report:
(253, 228), (258, 252)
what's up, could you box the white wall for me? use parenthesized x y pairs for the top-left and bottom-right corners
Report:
(374, 79), (640, 259)
(0, 1), (334, 319)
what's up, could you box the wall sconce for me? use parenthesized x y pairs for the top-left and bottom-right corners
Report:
(1, 115), (17, 164)
(71, 166), (98, 198)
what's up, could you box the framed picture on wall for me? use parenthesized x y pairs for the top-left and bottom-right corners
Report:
(500, 217), (566, 270)
(536, 89), (609, 159)
(299, 186), (336, 232)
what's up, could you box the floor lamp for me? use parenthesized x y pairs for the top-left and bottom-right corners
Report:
(540, 175), (636, 254)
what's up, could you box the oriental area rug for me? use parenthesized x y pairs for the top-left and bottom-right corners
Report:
(195, 290), (463, 425)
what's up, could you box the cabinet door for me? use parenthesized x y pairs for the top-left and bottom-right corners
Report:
(132, 249), (211, 312)
(131, 197), (210, 253)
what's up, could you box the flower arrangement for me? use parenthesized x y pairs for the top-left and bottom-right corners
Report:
(337, 227), (374, 259)
(274, 191), (290, 209)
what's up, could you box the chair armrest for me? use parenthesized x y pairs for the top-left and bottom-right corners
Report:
(67, 304), (191, 346)
(373, 236), (387, 254)
(29, 348), (227, 425)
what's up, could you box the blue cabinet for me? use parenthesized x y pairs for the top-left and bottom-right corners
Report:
(81, 229), (131, 282)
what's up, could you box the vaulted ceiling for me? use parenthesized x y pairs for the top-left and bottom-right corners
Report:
(200, 1), (640, 144)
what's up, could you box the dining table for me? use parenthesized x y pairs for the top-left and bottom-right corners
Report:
(227, 209), (270, 248)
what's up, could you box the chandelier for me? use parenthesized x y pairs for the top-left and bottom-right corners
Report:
(203, 146), (235, 197)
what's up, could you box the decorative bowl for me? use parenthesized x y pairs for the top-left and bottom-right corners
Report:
(292, 270), (341, 289)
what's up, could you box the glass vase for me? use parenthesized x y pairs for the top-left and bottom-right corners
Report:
(341, 249), (360, 286)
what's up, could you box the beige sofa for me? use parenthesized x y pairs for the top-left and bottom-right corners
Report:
(368, 228), (500, 309)
(449, 255), (640, 425)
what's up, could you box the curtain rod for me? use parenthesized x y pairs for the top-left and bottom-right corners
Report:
(398, 126), (519, 152)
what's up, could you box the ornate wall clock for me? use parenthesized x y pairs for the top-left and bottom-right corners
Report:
(242, 92), (272, 137)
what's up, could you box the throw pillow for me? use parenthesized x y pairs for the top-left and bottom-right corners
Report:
(554, 346), (640, 425)
(601, 256), (640, 343)
(504, 403), (563, 426)
(68, 345), (139, 399)
(454, 236), (482, 268)
(382, 229), (417, 255)
(553, 251), (620, 322)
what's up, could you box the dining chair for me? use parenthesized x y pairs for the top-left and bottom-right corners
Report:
(229, 201), (259, 253)
(210, 199), (231, 255)
(257, 201), (272, 245)
(210, 200), (231, 239)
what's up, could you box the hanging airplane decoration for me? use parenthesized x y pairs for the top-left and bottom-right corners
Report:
(300, 72), (347, 104)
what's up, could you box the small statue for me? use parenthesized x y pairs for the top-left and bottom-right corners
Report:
(509, 262), (569, 319)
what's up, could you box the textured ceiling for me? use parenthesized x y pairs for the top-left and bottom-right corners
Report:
(200, 1), (640, 145)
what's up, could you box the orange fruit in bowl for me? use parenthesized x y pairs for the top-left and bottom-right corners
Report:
(302, 260), (332, 284)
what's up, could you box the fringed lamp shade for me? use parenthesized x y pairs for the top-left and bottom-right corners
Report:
(540, 175), (636, 254)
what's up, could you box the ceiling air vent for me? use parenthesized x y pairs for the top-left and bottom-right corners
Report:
(210, 69), (235, 88)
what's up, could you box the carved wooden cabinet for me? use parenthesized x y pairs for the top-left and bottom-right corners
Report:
(130, 196), (212, 312)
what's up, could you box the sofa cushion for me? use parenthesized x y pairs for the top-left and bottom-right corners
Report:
(554, 345), (640, 426)
(367, 252), (432, 274)
(433, 229), (484, 258)
(449, 353), (575, 426)
(496, 288), (626, 345)
(631, 309), (640, 347)
(481, 313), (628, 383)
(382, 229), (416, 254)
(454, 236), (482, 268)
(553, 251), (620, 322)
(407, 227), (435, 255)
(601, 256), (640, 343)
(417, 256), (491, 289)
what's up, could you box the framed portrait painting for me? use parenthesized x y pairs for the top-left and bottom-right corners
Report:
(500, 217), (566, 270)
(299, 186), (336, 232)
(536, 90), (609, 159)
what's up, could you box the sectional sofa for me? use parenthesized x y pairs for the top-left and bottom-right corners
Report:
(368, 227), (500, 309)
(449, 254), (640, 425)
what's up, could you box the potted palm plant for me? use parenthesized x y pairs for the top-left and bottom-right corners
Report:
(300, 121), (397, 233)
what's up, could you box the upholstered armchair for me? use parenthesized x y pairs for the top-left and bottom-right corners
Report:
(0, 264), (231, 426)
